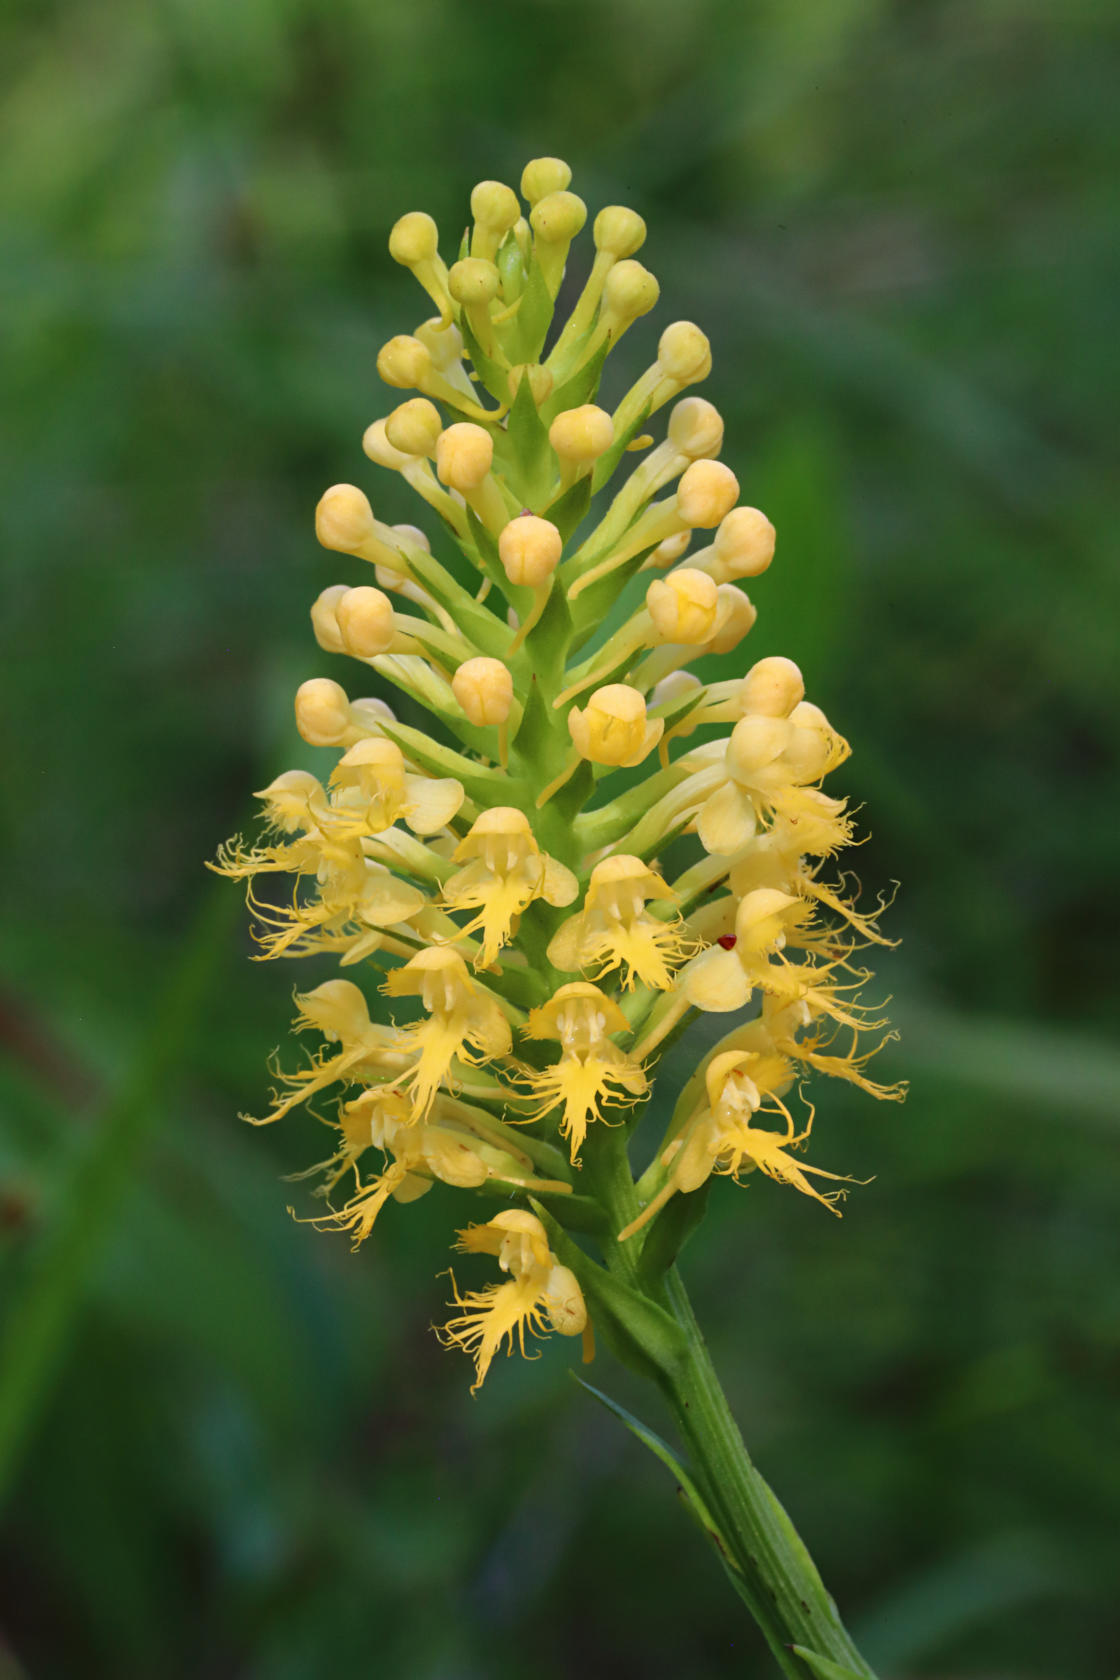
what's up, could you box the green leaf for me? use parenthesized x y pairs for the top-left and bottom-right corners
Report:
(541, 337), (609, 423)
(790, 1649), (866, 1680)
(547, 473), (593, 543)
(513, 261), (555, 363)
(457, 312), (512, 406)
(573, 1375), (728, 1538)
(499, 372), (554, 508)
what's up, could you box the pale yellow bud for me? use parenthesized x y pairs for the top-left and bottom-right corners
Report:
(470, 181), (520, 237)
(448, 256), (501, 306)
(568, 683), (663, 768)
(713, 507), (776, 578)
(435, 423), (493, 491)
(350, 696), (396, 734)
(593, 206), (646, 258)
(393, 522), (430, 552)
(727, 713), (791, 777)
(508, 363), (554, 404)
(650, 670), (703, 709)
(676, 460), (740, 528)
(708, 584), (757, 653)
(548, 405), (614, 465)
(530, 190), (587, 245)
(543, 1263), (587, 1336)
(451, 658), (514, 726)
(646, 568), (721, 644)
(310, 584), (350, 654)
(667, 396), (724, 460)
(336, 586), (396, 658)
(521, 157), (572, 205)
(739, 656), (804, 718)
(601, 260), (660, 327)
(315, 484), (375, 553)
(376, 335), (431, 390)
(649, 531), (692, 568)
(388, 211), (440, 267)
(384, 399), (443, 457)
(415, 317), (464, 371)
(295, 677), (352, 746)
(657, 321), (711, 382)
(498, 515), (562, 587)
(361, 419), (411, 472)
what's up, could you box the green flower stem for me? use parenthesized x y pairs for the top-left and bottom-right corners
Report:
(577, 1122), (876, 1680)
(655, 1270), (877, 1680)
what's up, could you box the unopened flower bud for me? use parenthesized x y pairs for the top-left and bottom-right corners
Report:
(713, 507), (776, 578)
(740, 656), (804, 718)
(569, 683), (662, 768)
(601, 259), (660, 329)
(361, 419), (411, 472)
(593, 206), (646, 258)
(414, 317), (464, 371)
(384, 398), (443, 457)
(498, 515), (562, 588)
(388, 211), (439, 267)
(310, 584), (350, 653)
(435, 423), (493, 491)
(336, 586), (396, 658)
(452, 657), (514, 726)
(393, 522), (430, 551)
(658, 321), (711, 382)
(676, 460), (740, 528)
(650, 670), (703, 709)
(470, 181), (520, 240)
(667, 396), (724, 460)
(316, 484), (375, 553)
(531, 191), (587, 248)
(508, 363), (554, 404)
(521, 157), (572, 205)
(708, 584), (757, 653)
(448, 257), (501, 307)
(727, 713), (791, 776)
(295, 677), (352, 746)
(646, 568), (721, 643)
(649, 531), (692, 568)
(549, 405), (614, 465)
(376, 335), (431, 390)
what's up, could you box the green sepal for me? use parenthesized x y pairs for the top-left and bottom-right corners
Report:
(464, 507), (514, 602)
(458, 313), (513, 406)
(790, 1651), (867, 1680)
(496, 229), (526, 303)
(547, 473), (593, 543)
(591, 397), (654, 494)
(499, 373), (555, 508)
(512, 261), (555, 363)
(457, 225), (470, 261)
(398, 542), (509, 659)
(378, 719), (523, 807)
(570, 545), (662, 642)
(520, 575), (573, 692)
(509, 675), (561, 769)
(635, 1183), (711, 1286)
(540, 337), (609, 424)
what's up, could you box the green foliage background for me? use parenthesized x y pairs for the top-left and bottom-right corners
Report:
(2, 1), (1118, 1675)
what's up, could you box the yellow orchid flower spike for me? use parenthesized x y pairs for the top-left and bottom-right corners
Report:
(214, 158), (906, 1672)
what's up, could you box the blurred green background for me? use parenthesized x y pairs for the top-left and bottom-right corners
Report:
(2, 0), (1118, 1675)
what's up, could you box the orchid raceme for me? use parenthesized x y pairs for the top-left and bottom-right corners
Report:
(214, 159), (903, 1680)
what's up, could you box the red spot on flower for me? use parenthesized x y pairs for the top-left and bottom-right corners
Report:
(717, 935), (737, 950)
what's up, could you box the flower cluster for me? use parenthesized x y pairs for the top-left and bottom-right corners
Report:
(214, 158), (903, 1391)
